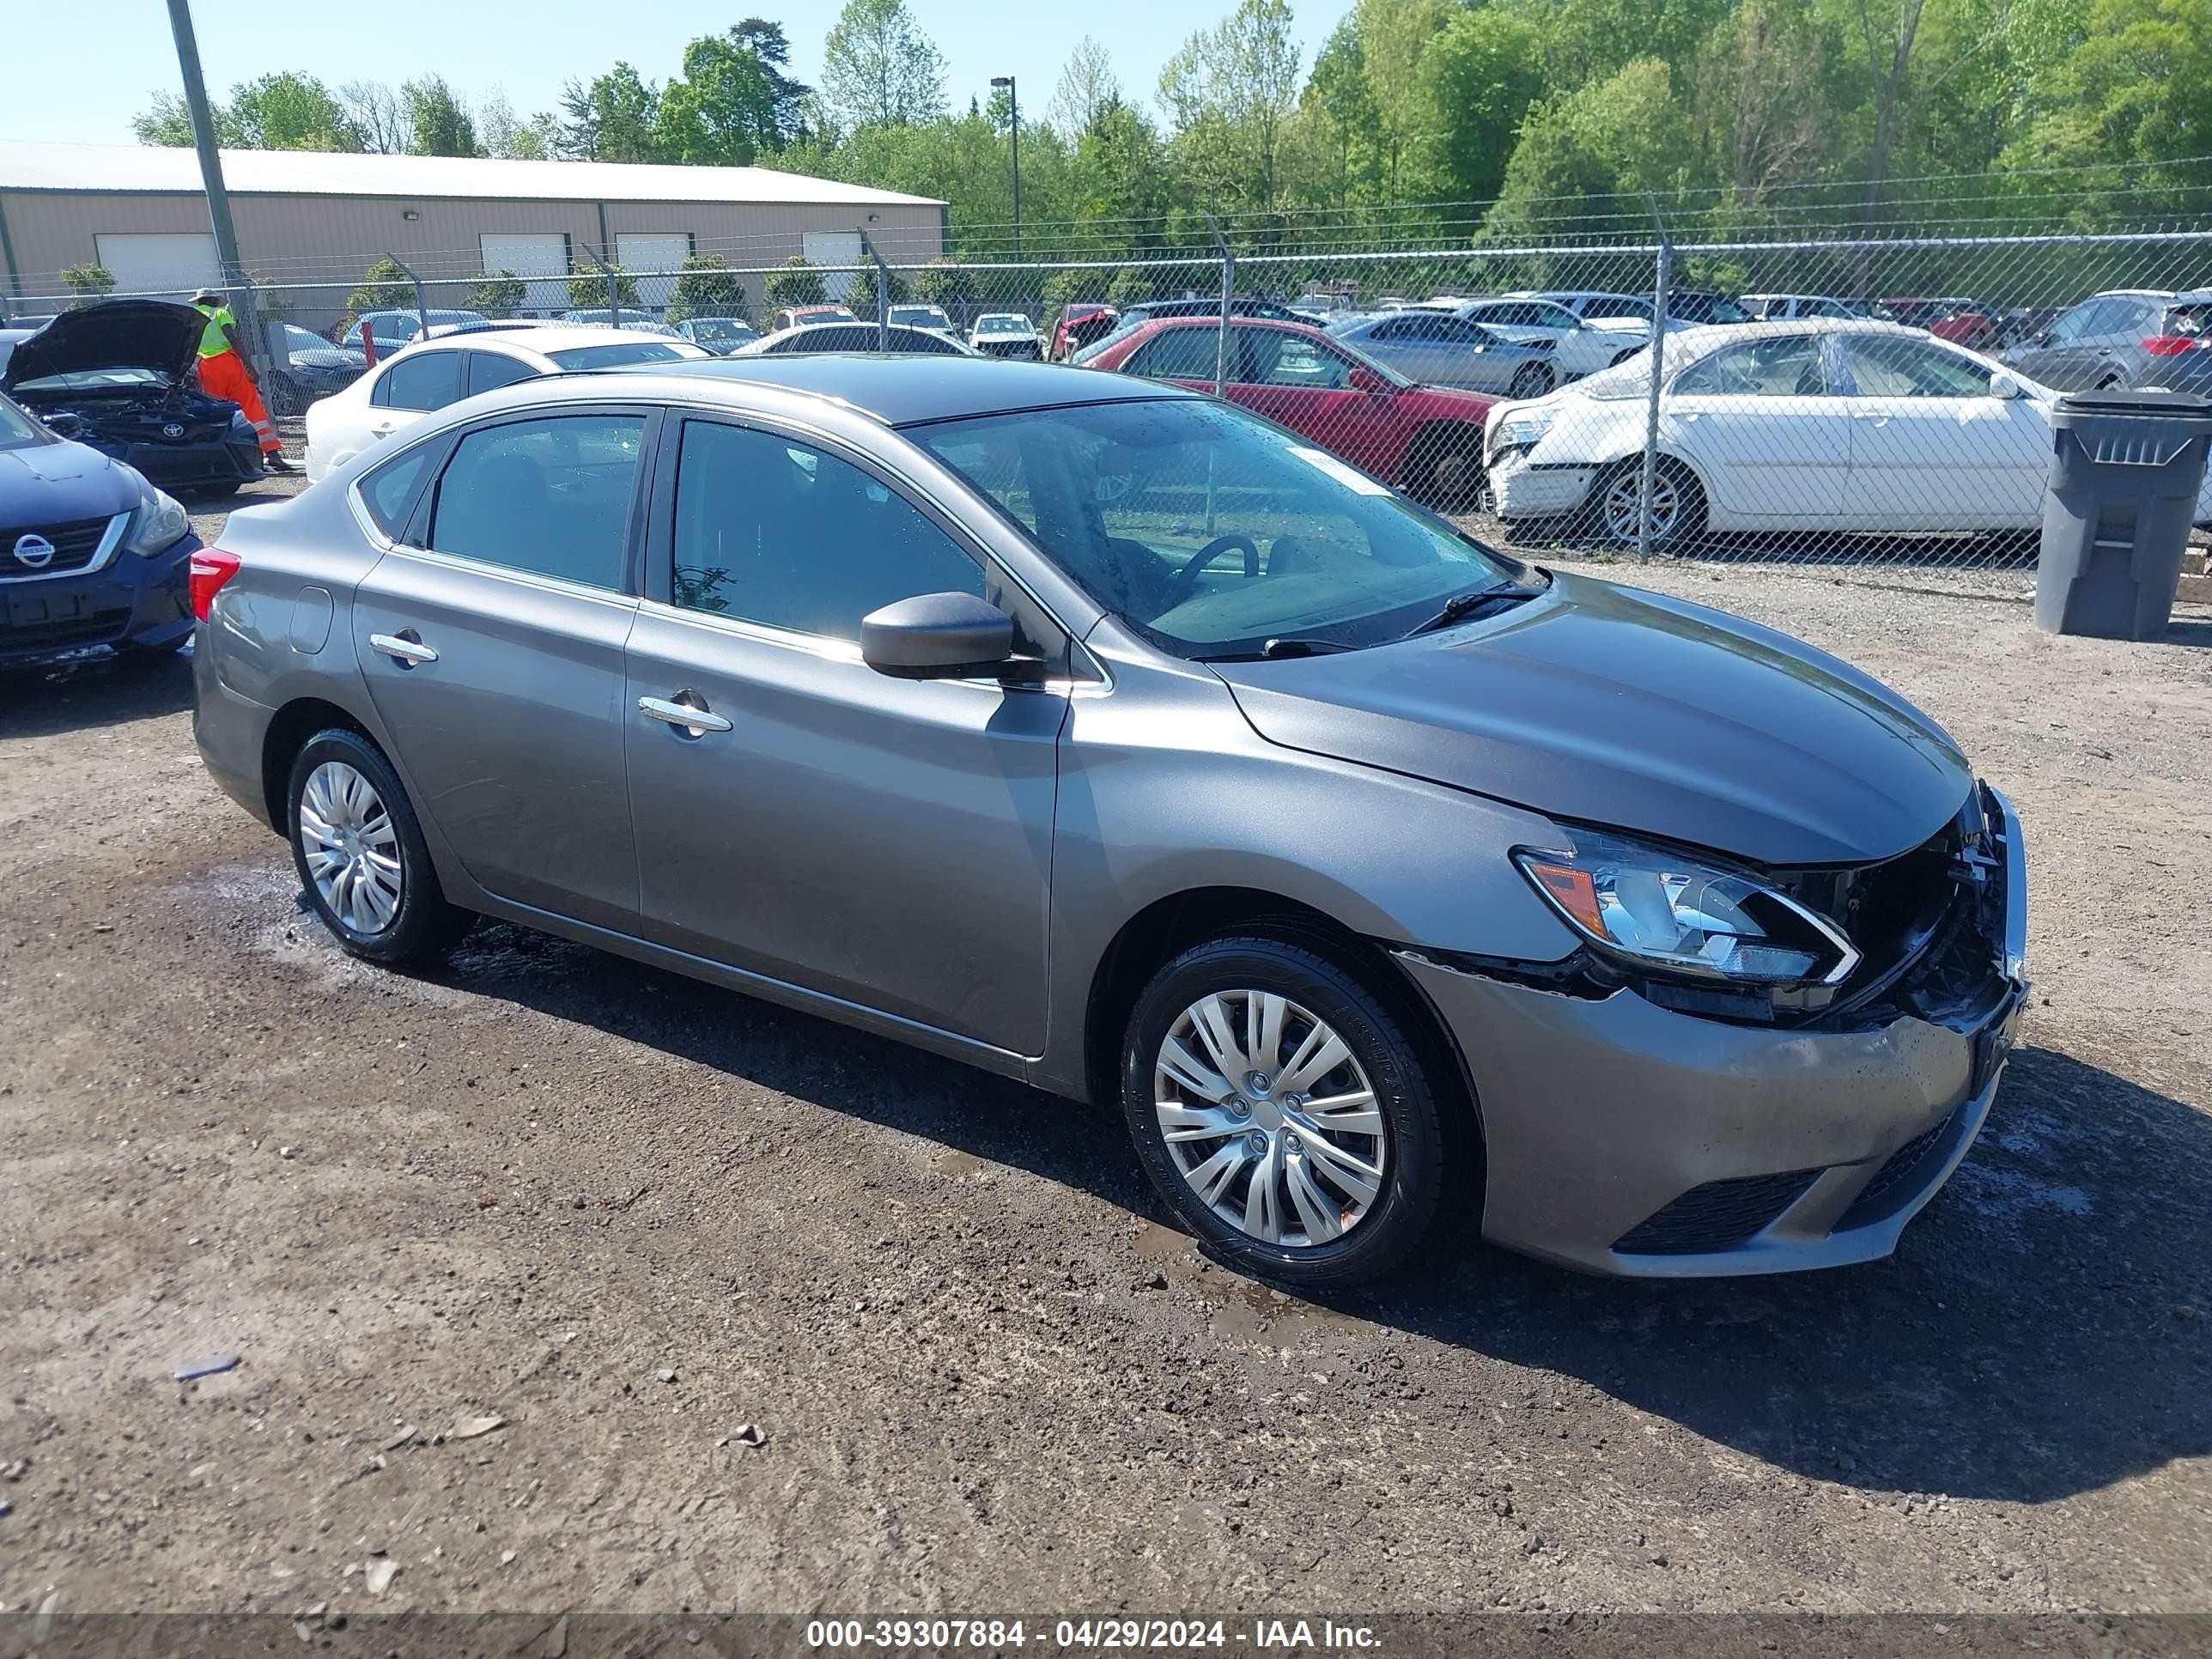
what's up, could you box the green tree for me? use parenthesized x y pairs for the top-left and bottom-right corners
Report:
(911, 258), (973, 310)
(1041, 268), (1091, 307)
(1492, 58), (1700, 230)
(469, 271), (527, 317)
(2000, 0), (2211, 189)
(477, 89), (560, 159)
(559, 64), (664, 161)
(133, 72), (362, 151)
(403, 76), (478, 156)
(569, 264), (642, 309)
(1158, 0), (1304, 210)
(1107, 264), (1157, 306)
(61, 263), (117, 307)
(1419, 9), (1547, 205)
(763, 257), (827, 309)
(821, 0), (948, 130)
(731, 17), (813, 144)
(850, 265), (913, 320)
(657, 35), (781, 164)
(1049, 38), (1122, 134)
(665, 254), (749, 322)
(346, 257), (415, 315)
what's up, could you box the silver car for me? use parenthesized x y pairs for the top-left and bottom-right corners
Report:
(1328, 311), (1562, 399)
(2003, 289), (2212, 395)
(192, 357), (2028, 1287)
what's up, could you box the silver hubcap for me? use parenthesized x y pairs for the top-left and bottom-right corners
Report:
(298, 762), (404, 935)
(1153, 991), (1386, 1248)
(1603, 468), (1680, 541)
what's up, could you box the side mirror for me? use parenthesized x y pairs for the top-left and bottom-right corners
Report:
(861, 592), (1017, 680)
(1990, 372), (2025, 401)
(1348, 366), (1388, 394)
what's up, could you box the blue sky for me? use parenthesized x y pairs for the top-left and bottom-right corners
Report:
(12, 0), (1344, 148)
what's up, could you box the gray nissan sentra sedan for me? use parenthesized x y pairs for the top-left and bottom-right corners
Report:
(191, 356), (2027, 1288)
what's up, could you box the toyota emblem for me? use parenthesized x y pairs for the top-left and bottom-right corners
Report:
(12, 533), (57, 570)
(161, 422), (187, 440)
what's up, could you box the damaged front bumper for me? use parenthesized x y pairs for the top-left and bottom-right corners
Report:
(1398, 785), (2029, 1277)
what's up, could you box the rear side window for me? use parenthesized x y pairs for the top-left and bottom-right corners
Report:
(669, 419), (981, 640)
(428, 415), (647, 591)
(466, 351), (538, 394)
(358, 444), (436, 539)
(544, 342), (684, 371)
(374, 350), (465, 411)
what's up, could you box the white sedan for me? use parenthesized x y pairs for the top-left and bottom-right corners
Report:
(302, 326), (707, 482)
(968, 313), (1042, 359)
(1482, 318), (2212, 547)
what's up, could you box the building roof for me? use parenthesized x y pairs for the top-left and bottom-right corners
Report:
(0, 140), (945, 209)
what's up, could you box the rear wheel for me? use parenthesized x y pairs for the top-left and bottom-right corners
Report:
(266, 372), (306, 417)
(1121, 934), (1448, 1289)
(286, 728), (470, 966)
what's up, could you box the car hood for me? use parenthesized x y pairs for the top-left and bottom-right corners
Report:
(1, 300), (203, 392)
(1212, 571), (1972, 867)
(0, 438), (143, 526)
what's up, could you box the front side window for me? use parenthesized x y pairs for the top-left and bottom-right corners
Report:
(669, 421), (982, 641)
(1672, 336), (1827, 397)
(1242, 330), (1352, 389)
(1845, 337), (1993, 398)
(428, 414), (646, 590)
(374, 350), (465, 412)
(1127, 326), (1222, 382)
(467, 351), (538, 394)
(915, 397), (1520, 659)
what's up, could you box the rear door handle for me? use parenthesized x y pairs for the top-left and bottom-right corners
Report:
(369, 632), (438, 665)
(1850, 411), (1893, 425)
(639, 694), (732, 736)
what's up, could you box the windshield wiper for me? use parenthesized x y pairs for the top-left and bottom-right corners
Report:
(1398, 585), (1538, 641)
(1261, 636), (1356, 659)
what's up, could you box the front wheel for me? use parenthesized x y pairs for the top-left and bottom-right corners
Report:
(266, 372), (306, 417)
(287, 728), (471, 966)
(1596, 456), (1705, 551)
(1509, 361), (1556, 399)
(1121, 934), (1449, 1289)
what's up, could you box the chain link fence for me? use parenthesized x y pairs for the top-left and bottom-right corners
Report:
(9, 215), (2210, 573)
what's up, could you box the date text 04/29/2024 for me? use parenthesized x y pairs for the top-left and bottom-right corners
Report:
(803, 1620), (1382, 1650)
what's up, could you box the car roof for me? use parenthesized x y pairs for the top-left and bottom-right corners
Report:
(623, 355), (1197, 427)
(1660, 318), (1942, 349)
(427, 325), (644, 356)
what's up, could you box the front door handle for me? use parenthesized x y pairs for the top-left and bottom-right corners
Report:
(639, 694), (732, 736)
(1850, 411), (1893, 425)
(369, 631), (438, 665)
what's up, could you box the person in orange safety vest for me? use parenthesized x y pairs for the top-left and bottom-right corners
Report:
(190, 288), (297, 474)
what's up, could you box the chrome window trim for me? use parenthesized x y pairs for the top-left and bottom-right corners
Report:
(374, 541), (642, 611)
(0, 510), (131, 584)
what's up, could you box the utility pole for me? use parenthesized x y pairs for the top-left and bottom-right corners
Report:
(164, 0), (264, 371)
(990, 76), (1022, 258)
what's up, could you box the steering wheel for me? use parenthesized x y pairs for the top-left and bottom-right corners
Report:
(1159, 533), (1262, 611)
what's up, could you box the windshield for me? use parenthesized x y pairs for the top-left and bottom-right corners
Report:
(0, 393), (52, 449)
(914, 397), (1520, 659)
(549, 341), (686, 370)
(689, 319), (748, 340)
(14, 368), (167, 392)
(890, 307), (949, 327)
(977, 316), (1029, 333)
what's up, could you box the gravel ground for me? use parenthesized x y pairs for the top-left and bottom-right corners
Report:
(1, 472), (2208, 1623)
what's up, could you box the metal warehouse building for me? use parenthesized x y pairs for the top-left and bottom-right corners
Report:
(0, 140), (947, 332)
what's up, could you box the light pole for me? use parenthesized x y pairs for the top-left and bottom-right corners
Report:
(990, 75), (1021, 257)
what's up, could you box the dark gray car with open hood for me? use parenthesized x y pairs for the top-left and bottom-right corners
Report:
(190, 356), (2027, 1288)
(3, 300), (264, 494)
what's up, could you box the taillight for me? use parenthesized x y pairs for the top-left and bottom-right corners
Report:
(188, 548), (241, 621)
(2143, 336), (2203, 356)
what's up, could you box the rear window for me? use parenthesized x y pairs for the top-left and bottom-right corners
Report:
(2166, 304), (2211, 337)
(547, 342), (685, 371)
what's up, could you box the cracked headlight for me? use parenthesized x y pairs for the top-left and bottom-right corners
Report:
(1515, 830), (1860, 987)
(123, 487), (191, 557)
(1490, 410), (1553, 456)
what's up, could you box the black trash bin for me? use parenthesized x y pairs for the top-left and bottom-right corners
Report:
(2035, 388), (2212, 641)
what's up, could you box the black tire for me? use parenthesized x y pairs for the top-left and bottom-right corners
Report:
(1401, 422), (1486, 512)
(266, 372), (306, 417)
(1120, 933), (1449, 1290)
(285, 727), (471, 966)
(1509, 361), (1556, 399)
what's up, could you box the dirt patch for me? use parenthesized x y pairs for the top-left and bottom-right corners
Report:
(1, 495), (2207, 1618)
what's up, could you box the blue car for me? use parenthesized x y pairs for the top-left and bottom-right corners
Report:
(0, 389), (199, 668)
